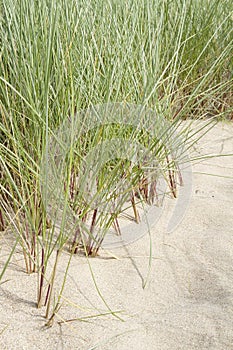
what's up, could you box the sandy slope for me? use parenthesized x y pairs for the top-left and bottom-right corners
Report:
(0, 122), (233, 350)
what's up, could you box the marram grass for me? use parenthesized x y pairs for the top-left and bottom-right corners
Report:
(0, 0), (232, 323)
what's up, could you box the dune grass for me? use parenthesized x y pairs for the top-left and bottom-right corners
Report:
(0, 0), (232, 323)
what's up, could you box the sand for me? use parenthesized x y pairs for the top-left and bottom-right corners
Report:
(0, 122), (233, 350)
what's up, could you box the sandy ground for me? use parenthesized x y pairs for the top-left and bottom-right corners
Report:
(0, 122), (233, 350)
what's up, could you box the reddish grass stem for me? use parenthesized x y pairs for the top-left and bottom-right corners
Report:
(0, 210), (4, 231)
(87, 208), (98, 255)
(38, 247), (45, 308)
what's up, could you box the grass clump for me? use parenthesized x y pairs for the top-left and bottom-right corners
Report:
(0, 0), (232, 323)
